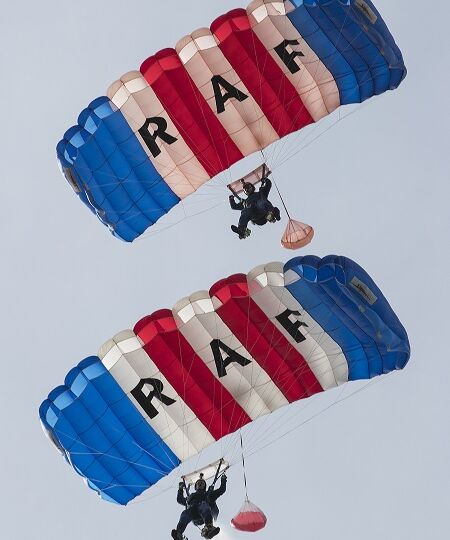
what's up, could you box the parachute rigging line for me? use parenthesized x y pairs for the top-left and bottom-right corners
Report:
(240, 432), (249, 501)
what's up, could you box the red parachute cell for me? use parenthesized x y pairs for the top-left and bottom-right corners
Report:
(231, 500), (267, 533)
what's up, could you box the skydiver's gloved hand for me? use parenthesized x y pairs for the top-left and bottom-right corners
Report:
(221, 474), (227, 484)
(178, 482), (185, 489)
(229, 195), (235, 201)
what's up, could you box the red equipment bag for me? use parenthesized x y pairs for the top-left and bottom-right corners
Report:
(231, 499), (267, 532)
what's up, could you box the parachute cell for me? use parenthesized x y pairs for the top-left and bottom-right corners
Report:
(39, 255), (410, 504)
(57, 0), (406, 241)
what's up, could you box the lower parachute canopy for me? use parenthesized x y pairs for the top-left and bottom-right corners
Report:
(39, 255), (410, 504)
(231, 500), (267, 532)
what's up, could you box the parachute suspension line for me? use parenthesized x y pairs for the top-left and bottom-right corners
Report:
(212, 458), (224, 487)
(273, 176), (291, 220)
(182, 477), (190, 499)
(246, 376), (390, 462)
(260, 149), (291, 220)
(239, 432), (249, 501)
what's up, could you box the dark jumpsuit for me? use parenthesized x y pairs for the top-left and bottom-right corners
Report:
(176, 477), (227, 534)
(230, 178), (274, 231)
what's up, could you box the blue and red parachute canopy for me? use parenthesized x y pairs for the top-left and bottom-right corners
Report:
(57, 0), (406, 241)
(40, 255), (410, 504)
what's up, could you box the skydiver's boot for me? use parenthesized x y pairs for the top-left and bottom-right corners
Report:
(201, 524), (220, 539)
(266, 207), (281, 223)
(171, 529), (184, 540)
(231, 225), (251, 239)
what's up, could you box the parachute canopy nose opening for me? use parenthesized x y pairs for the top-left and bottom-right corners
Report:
(281, 219), (314, 250)
(231, 500), (267, 532)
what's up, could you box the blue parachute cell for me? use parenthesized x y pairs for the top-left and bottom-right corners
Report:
(39, 357), (180, 505)
(284, 255), (410, 380)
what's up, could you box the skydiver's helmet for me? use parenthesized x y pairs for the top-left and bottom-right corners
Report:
(243, 182), (255, 196)
(195, 474), (207, 492)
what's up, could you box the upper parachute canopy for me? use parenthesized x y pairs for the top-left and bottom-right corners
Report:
(40, 255), (410, 505)
(57, 0), (406, 241)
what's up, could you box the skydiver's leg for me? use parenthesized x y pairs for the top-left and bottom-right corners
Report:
(231, 209), (253, 238)
(257, 200), (273, 214)
(198, 502), (213, 526)
(199, 503), (220, 539)
(176, 509), (194, 534)
(238, 209), (253, 231)
(251, 200), (276, 224)
(257, 200), (280, 223)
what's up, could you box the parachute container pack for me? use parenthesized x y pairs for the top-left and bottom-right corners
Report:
(57, 0), (406, 241)
(40, 255), (410, 505)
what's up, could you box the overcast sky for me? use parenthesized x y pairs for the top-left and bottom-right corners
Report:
(1, 1), (449, 539)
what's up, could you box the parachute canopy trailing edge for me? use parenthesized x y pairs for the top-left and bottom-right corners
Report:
(57, 0), (406, 241)
(39, 255), (410, 505)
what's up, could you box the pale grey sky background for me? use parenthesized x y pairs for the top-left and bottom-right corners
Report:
(1, 1), (449, 539)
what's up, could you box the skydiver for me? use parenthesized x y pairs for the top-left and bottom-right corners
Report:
(229, 175), (281, 239)
(171, 474), (227, 540)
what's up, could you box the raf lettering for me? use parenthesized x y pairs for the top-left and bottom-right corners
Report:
(276, 309), (308, 343)
(132, 378), (176, 418)
(139, 39), (303, 155)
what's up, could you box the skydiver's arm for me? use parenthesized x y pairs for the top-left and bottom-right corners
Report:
(210, 476), (227, 501)
(229, 195), (244, 210)
(259, 178), (272, 198)
(177, 486), (187, 506)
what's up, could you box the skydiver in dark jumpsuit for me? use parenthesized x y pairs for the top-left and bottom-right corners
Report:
(171, 474), (227, 540)
(229, 177), (281, 239)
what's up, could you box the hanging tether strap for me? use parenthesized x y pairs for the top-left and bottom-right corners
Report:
(212, 458), (224, 488)
(240, 432), (249, 501)
(182, 478), (190, 501)
(260, 149), (291, 219)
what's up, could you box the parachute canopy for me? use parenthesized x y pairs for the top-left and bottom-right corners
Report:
(39, 255), (410, 505)
(231, 500), (267, 532)
(57, 0), (406, 241)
